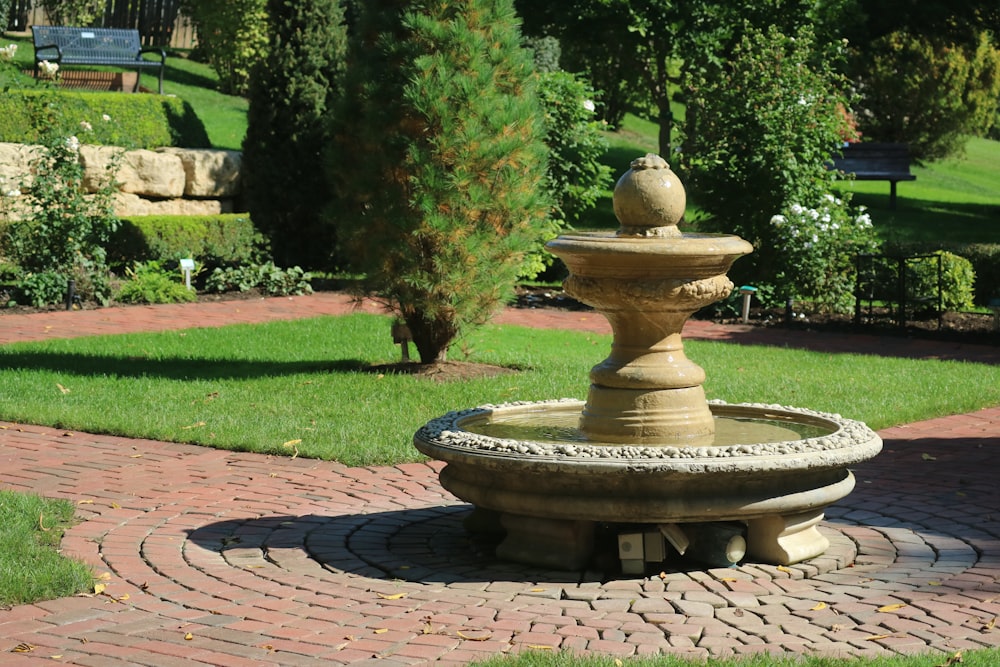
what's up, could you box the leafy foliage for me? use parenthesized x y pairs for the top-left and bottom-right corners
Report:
(1, 97), (119, 307)
(242, 0), (348, 271)
(769, 195), (880, 312)
(181, 0), (268, 95)
(204, 261), (312, 296)
(114, 260), (198, 304)
(329, 0), (552, 363)
(0, 89), (209, 149)
(681, 23), (854, 290)
(526, 70), (611, 277)
(850, 30), (1000, 161)
(38, 0), (103, 27)
(905, 251), (976, 312)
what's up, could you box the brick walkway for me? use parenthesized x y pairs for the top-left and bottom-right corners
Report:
(1, 293), (999, 665)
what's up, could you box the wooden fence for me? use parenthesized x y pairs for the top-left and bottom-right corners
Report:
(7, 0), (196, 49)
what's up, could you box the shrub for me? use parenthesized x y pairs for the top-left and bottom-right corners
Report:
(527, 69), (612, 278)
(329, 0), (552, 363)
(107, 214), (266, 273)
(0, 89), (209, 149)
(957, 244), (1000, 307)
(114, 260), (197, 304)
(204, 262), (312, 296)
(1, 101), (119, 307)
(852, 30), (1000, 161)
(242, 0), (348, 271)
(181, 0), (268, 95)
(681, 23), (853, 290)
(769, 194), (880, 313)
(38, 0), (103, 26)
(905, 251), (976, 312)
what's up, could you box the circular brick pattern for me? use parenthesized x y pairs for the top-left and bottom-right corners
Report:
(0, 296), (998, 665)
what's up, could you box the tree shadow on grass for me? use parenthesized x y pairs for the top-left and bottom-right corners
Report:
(0, 349), (371, 381)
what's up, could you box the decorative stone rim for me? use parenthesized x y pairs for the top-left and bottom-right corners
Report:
(414, 399), (882, 465)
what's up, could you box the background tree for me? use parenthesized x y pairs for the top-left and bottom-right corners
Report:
(181, 0), (268, 95)
(848, 30), (1000, 161)
(681, 23), (855, 294)
(514, 0), (847, 157)
(842, 0), (1000, 160)
(242, 0), (348, 271)
(329, 0), (551, 364)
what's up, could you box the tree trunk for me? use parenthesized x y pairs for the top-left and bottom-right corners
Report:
(405, 312), (457, 364)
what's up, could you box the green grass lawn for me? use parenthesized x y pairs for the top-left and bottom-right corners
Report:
(1, 313), (997, 465)
(473, 649), (997, 667)
(0, 490), (93, 605)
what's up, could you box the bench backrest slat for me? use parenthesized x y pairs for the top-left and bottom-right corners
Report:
(33, 26), (142, 62)
(832, 143), (912, 175)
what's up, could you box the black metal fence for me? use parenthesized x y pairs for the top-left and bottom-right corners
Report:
(855, 253), (944, 330)
(7, 0), (195, 49)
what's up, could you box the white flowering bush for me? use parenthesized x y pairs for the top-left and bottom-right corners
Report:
(770, 193), (880, 313)
(0, 44), (17, 62)
(38, 60), (60, 80)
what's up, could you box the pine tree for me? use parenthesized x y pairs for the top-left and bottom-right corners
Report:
(330, 0), (551, 363)
(242, 0), (347, 270)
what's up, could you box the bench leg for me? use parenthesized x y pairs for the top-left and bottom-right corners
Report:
(889, 181), (898, 210)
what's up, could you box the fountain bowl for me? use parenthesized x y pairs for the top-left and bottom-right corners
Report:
(414, 399), (881, 568)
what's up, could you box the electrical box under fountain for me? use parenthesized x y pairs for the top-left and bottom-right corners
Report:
(414, 154), (882, 572)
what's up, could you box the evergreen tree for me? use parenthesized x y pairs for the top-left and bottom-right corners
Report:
(329, 0), (551, 363)
(242, 0), (347, 270)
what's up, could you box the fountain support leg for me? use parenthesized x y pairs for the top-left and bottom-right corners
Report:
(746, 510), (830, 565)
(496, 514), (595, 571)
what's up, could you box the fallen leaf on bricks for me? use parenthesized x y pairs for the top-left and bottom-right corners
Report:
(864, 634), (892, 641)
(984, 617), (997, 630)
(77, 499), (94, 505)
(526, 645), (554, 650)
(374, 628), (388, 634)
(93, 583), (106, 595)
(811, 602), (827, 611)
(184, 633), (194, 641)
(877, 603), (906, 613)
(11, 643), (34, 653)
(456, 631), (492, 641)
(376, 592), (407, 600)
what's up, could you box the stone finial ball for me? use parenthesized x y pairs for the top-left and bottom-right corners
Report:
(613, 153), (686, 235)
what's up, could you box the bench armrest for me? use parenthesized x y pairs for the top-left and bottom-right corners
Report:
(34, 43), (63, 63)
(138, 47), (166, 64)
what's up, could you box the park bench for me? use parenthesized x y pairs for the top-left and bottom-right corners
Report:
(830, 142), (916, 209)
(31, 26), (166, 94)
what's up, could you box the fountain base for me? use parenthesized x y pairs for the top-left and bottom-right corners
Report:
(415, 400), (882, 570)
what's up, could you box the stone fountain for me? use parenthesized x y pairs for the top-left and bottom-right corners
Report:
(414, 154), (881, 572)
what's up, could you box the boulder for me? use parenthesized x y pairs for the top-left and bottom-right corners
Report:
(158, 147), (242, 197)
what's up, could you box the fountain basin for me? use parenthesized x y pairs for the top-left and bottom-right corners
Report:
(414, 400), (882, 568)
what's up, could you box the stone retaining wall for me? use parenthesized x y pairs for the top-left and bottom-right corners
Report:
(0, 142), (244, 217)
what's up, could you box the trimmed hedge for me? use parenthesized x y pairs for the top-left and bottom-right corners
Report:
(0, 89), (210, 149)
(883, 240), (1000, 308)
(108, 214), (266, 273)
